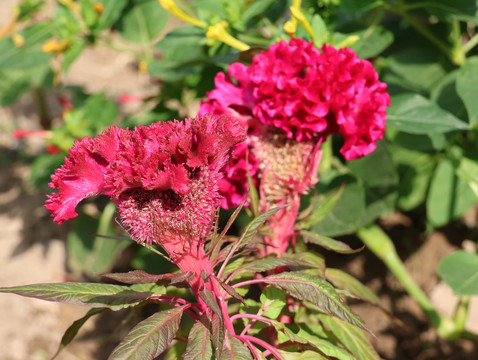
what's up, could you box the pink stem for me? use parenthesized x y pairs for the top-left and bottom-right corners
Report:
(232, 278), (266, 289)
(230, 313), (275, 326)
(237, 335), (283, 360)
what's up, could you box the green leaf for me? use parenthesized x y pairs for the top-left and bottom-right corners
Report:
(184, 322), (213, 360)
(386, 49), (446, 92)
(456, 156), (478, 198)
(52, 308), (108, 359)
(219, 331), (252, 360)
(80, 0), (97, 27)
(261, 272), (368, 331)
(62, 39), (85, 72)
(439, 251), (478, 295)
(95, 0), (129, 32)
(108, 305), (186, 360)
(427, 158), (478, 227)
(0, 282), (154, 310)
(387, 93), (470, 134)
(260, 287), (286, 320)
(277, 350), (328, 360)
(349, 25), (393, 58)
(119, 0), (168, 43)
(318, 313), (379, 360)
(339, 0), (383, 13)
(312, 179), (365, 236)
(0, 23), (53, 70)
(301, 231), (363, 254)
(242, 0), (276, 21)
(430, 70), (467, 120)
(457, 56), (478, 125)
(227, 253), (324, 279)
(295, 324), (355, 360)
(326, 268), (380, 304)
(300, 185), (344, 229)
(98, 270), (178, 284)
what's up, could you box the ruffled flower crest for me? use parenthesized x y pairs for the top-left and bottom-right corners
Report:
(200, 38), (390, 255)
(46, 115), (245, 295)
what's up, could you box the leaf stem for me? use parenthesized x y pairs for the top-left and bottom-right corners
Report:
(453, 296), (470, 334)
(357, 224), (458, 339)
(463, 33), (478, 54)
(237, 334), (284, 360)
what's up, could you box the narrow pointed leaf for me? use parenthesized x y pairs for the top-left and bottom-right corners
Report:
(318, 313), (379, 360)
(52, 308), (108, 359)
(199, 288), (222, 319)
(301, 231), (364, 254)
(241, 205), (288, 244)
(208, 311), (225, 358)
(0, 283), (154, 310)
(261, 272), (368, 332)
(184, 322), (213, 360)
(108, 305), (186, 360)
(228, 253), (324, 279)
(214, 277), (246, 306)
(326, 268), (381, 304)
(98, 270), (177, 284)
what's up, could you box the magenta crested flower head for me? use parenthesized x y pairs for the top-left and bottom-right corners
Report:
(200, 38), (390, 255)
(46, 114), (245, 250)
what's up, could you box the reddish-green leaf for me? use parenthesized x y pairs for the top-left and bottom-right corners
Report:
(277, 350), (328, 360)
(52, 308), (108, 359)
(184, 322), (213, 360)
(219, 331), (253, 360)
(99, 270), (177, 284)
(108, 305), (187, 360)
(261, 272), (368, 332)
(0, 282), (153, 310)
(301, 231), (363, 254)
(326, 268), (381, 304)
(318, 313), (379, 360)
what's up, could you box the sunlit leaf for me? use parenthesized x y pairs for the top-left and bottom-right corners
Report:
(439, 251), (478, 295)
(108, 305), (186, 359)
(184, 322), (213, 360)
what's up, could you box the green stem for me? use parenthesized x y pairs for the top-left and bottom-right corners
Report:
(318, 136), (332, 174)
(387, 6), (459, 64)
(453, 296), (470, 334)
(357, 225), (458, 339)
(33, 87), (51, 129)
(463, 33), (478, 54)
(450, 20), (465, 65)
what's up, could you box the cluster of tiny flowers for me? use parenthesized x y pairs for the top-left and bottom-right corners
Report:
(200, 38), (390, 210)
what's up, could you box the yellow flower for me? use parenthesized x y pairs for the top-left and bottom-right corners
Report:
(93, 2), (104, 15)
(284, 21), (296, 37)
(42, 39), (71, 54)
(158, 0), (205, 27)
(206, 21), (250, 51)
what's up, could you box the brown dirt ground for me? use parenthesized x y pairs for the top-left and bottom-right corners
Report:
(2, 1), (478, 359)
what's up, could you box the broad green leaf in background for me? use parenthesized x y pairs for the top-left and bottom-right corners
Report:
(423, 0), (478, 22)
(387, 93), (470, 134)
(0, 23), (52, 69)
(261, 272), (368, 331)
(349, 25), (393, 59)
(119, 0), (168, 43)
(339, 0), (383, 13)
(0, 282), (154, 310)
(95, 0), (129, 32)
(385, 48), (446, 92)
(241, 0), (277, 22)
(438, 250), (478, 295)
(347, 141), (398, 226)
(456, 56), (478, 125)
(62, 39), (86, 72)
(431, 70), (468, 121)
(312, 179), (365, 236)
(427, 158), (478, 227)
(184, 322), (213, 360)
(318, 313), (380, 360)
(456, 156), (478, 198)
(108, 305), (186, 360)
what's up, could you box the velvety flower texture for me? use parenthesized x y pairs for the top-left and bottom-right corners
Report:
(46, 115), (245, 294)
(199, 38), (389, 255)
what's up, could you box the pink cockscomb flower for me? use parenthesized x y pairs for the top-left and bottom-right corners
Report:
(199, 38), (390, 255)
(46, 114), (245, 296)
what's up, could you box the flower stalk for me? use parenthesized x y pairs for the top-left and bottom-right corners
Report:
(158, 0), (205, 27)
(357, 224), (459, 340)
(206, 21), (250, 51)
